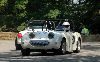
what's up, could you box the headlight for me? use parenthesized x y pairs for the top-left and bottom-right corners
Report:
(48, 32), (54, 39)
(29, 33), (35, 38)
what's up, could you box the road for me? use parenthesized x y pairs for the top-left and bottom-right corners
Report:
(0, 40), (100, 62)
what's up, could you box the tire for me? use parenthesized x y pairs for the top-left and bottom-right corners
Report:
(59, 39), (66, 55)
(74, 38), (81, 53)
(21, 49), (30, 56)
(15, 44), (22, 50)
(15, 38), (22, 50)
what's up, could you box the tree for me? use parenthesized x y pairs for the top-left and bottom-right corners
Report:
(0, 0), (99, 33)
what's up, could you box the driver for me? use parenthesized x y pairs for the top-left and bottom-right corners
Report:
(62, 21), (70, 32)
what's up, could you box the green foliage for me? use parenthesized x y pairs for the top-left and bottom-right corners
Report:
(1, 25), (7, 32)
(15, 0), (28, 10)
(14, 0), (28, 18)
(0, 0), (8, 12)
(0, 0), (98, 33)
(0, 0), (7, 6)
(17, 22), (26, 32)
(45, 9), (60, 19)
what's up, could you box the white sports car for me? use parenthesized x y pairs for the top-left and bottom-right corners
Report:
(16, 20), (82, 56)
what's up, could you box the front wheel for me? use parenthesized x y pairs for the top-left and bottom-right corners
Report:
(59, 39), (66, 54)
(21, 49), (30, 56)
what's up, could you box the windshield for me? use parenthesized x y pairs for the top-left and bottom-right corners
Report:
(55, 22), (64, 31)
(55, 25), (64, 31)
(28, 21), (46, 29)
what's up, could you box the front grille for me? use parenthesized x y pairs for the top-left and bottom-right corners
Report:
(29, 40), (49, 46)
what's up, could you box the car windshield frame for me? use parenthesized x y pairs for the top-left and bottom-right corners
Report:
(28, 20), (46, 29)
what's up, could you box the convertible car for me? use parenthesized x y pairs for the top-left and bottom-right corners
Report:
(15, 19), (82, 56)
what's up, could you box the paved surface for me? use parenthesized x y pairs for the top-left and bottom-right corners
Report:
(0, 40), (100, 62)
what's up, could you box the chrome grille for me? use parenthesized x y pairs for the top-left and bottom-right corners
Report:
(29, 40), (49, 46)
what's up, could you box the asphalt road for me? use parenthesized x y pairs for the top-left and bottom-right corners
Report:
(0, 40), (100, 62)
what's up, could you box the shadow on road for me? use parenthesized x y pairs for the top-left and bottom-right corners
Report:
(0, 51), (100, 62)
(82, 42), (100, 51)
(0, 42), (100, 62)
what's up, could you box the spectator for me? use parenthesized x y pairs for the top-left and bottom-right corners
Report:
(81, 26), (89, 36)
(81, 26), (90, 42)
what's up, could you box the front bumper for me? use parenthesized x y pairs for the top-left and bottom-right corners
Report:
(21, 39), (60, 50)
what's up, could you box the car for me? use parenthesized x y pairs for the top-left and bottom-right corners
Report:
(17, 19), (82, 56)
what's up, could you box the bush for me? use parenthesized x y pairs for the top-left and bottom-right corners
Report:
(17, 22), (26, 32)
